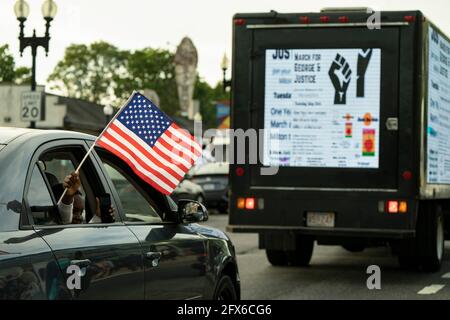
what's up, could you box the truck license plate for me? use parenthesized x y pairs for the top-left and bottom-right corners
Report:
(306, 212), (335, 228)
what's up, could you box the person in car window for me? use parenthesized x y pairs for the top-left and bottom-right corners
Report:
(58, 172), (115, 224)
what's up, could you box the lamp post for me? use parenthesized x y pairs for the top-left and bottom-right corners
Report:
(14, 0), (57, 128)
(221, 53), (231, 93)
(103, 104), (114, 126)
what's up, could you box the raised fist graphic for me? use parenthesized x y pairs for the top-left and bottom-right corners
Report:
(357, 49), (373, 97)
(329, 54), (352, 105)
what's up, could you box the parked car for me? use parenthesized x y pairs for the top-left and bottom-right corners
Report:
(0, 128), (240, 300)
(191, 162), (229, 214)
(171, 178), (206, 204)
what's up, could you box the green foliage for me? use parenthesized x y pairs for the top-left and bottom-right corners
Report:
(114, 48), (179, 116)
(48, 41), (228, 126)
(47, 42), (128, 103)
(0, 44), (31, 84)
(13, 66), (32, 85)
(194, 77), (229, 129)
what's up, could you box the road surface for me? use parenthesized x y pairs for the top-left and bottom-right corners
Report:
(203, 213), (450, 299)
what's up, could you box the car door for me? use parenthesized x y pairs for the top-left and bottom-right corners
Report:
(26, 140), (144, 299)
(94, 147), (208, 300)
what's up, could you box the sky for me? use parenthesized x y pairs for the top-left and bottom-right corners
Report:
(1, 0), (450, 93)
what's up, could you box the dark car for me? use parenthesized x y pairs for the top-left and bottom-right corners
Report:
(171, 178), (205, 204)
(191, 162), (229, 214)
(0, 128), (239, 300)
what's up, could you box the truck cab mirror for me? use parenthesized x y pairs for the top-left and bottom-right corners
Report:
(178, 199), (208, 223)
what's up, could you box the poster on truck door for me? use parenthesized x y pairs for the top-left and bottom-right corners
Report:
(427, 26), (450, 184)
(263, 48), (381, 168)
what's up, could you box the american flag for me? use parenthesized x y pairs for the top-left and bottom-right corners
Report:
(97, 92), (201, 195)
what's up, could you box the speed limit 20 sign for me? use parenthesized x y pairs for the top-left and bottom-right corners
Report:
(21, 91), (44, 122)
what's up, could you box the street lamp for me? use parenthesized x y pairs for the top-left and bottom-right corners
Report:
(103, 104), (114, 125)
(14, 0), (57, 128)
(221, 53), (231, 93)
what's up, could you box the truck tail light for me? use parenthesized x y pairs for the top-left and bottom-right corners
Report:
(237, 197), (263, 210)
(402, 170), (412, 181)
(245, 198), (255, 210)
(399, 201), (408, 213)
(338, 16), (349, 23)
(235, 167), (245, 177)
(234, 18), (246, 26)
(299, 16), (310, 24)
(387, 200), (398, 213)
(386, 200), (408, 214)
(237, 198), (245, 209)
(404, 15), (415, 22)
(320, 16), (330, 23)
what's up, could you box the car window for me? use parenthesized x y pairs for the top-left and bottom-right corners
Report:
(27, 164), (56, 225)
(40, 152), (85, 195)
(33, 146), (117, 226)
(103, 163), (163, 224)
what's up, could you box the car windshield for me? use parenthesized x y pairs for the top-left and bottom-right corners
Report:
(194, 162), (229, 176)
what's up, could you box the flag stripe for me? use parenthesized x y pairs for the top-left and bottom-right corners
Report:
(102, 130), (179, 187)
(105, 125), (182, 181)
(113, 121), (186, 177)
(165, 130), (202, 157)
(153, 141), (192, 169)
(157, 135), (196, 165)
(160, 133), (199, 159)
(97, 140), (171, 195)
(168, 125), (202, 153)
(98, 136), (174, 193)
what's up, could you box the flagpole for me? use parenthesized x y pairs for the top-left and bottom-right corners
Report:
(57, 91), (138, 205)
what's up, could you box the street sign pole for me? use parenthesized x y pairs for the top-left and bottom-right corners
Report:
(30, 42), (37, 128)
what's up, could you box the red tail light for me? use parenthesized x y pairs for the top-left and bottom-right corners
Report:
(402, 170), (412, 181)
(235, 167), (245, 177)
(299, 16), (310, 24)
(404, 15), (415, 22)
(338, 16), (349, 23)
(387, 201), (399, 213)
(245, 198), (255, 210)
(320, 16), (330, 23)
(234, 18), (246, 26)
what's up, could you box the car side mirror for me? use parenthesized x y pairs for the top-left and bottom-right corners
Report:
(178, 199), (208, 223)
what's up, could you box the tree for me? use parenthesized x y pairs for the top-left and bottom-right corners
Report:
(114, 48), (179, 116)
(47, 41), (227, 124)
(194, 78), (229, 129)
(0, 44), (31, 84)
(48, 43), (180, 116)
(47, 42), (127, 104)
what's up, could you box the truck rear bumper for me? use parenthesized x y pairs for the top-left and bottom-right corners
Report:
(226, 225), (415, 239)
